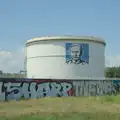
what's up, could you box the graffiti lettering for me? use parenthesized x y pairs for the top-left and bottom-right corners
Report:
(0, 79), (120, 101)
(73, 80), (120, 96)
(0, 80), (74, 101)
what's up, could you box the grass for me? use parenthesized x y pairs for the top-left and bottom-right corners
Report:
(0, 96), (120, 120)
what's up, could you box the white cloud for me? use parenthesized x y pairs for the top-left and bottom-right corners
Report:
(105, 55), (120, 67)
(0, 47), (25, 73)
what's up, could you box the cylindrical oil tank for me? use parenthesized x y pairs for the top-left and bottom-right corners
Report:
(25, 36), (106, 79)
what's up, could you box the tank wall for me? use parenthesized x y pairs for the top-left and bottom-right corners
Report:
(26, 40), (105, 79)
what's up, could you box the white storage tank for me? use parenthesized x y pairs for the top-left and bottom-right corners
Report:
(25, 36), (106, 79)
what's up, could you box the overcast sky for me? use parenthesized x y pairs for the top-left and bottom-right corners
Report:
(0, 0), (120, 73)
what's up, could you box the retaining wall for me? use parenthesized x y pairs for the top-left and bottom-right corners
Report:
(0, 78), (120, 101)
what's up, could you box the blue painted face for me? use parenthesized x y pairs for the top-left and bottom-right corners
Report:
(66, 43), (89, 64)
(70, 45), (81, 61)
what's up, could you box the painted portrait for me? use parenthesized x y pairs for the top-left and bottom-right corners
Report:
(66, 43), (89, 64)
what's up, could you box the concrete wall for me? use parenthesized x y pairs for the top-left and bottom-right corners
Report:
(0, 78), (120, 101)
(26, 40), (105, 79)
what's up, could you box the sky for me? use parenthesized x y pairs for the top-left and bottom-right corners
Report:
(0, 0), (120, 73)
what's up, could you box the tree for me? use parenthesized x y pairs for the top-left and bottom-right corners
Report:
(0, 70), (2, 75)
(105, 66), (120, 78)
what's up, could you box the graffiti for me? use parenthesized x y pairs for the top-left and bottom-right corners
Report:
(0, 79), (120, 101)
(113, 80), (120, 94)
(0, 80), (74, 101)
(73, 80), (120, 96)
(66, 43), (89, 64)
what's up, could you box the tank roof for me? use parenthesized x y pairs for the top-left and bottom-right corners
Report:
(26, 35), (106, 46)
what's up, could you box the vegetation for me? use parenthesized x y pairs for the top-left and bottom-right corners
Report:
(105, 66), (120, 78)
(0, 71), (25, 78)
(0, 96), (120, 120)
